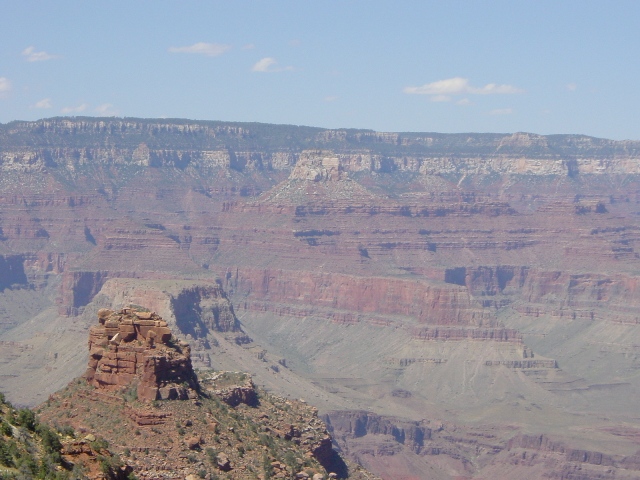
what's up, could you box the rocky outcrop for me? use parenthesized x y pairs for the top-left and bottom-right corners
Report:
(127, 407), (173, 426)
(290, 151), (344, 181)
(203, 373), (258, 407)
(61, 440), (134, 480)
(85, 307), (199, 402)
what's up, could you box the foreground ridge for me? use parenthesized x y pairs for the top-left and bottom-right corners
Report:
(35, 307), (378, 479)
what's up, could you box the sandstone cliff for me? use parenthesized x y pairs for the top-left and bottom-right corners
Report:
(85, 307), (199, 402)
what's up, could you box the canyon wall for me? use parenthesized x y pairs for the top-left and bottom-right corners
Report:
(3, 118), (640, 479)
(3, 119), (640, 177)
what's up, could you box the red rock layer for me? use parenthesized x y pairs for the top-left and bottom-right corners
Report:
(221, 267), (495, 326)
(85, 307), (198, 402)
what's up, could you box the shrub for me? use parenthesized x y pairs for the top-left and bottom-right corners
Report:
(0, 420), (12, 437)
(0, 438), (15, 467)
(205, 447), (217, 465)
(16, 409), (36, 431)
(56, 424), (75, 438)
(90, 437), (109, 452)
(123, 384), (138, 402)
(37, 424), (62, 462)
(16, 453), (38, 476)
(262, 453), (273, 479)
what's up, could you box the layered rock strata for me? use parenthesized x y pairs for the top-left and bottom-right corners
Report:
(326, 411), (640, 480)
(4, 118), (640, 479)
(85, 307), (199, 401)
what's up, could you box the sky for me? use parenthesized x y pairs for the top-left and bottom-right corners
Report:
(1, 1), (639, 140)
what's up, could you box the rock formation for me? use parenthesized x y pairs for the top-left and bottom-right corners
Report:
(85, 307), (199, 402)
(289, 151), (344, 181)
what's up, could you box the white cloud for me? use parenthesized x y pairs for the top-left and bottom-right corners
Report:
(252, 57), (293, 73)
(242, 43), (255, 50)
(22, 46), (58, 62)
(34, 98), (52, 109)
(404, 77), (523, 99)
(489, 108), (513, 115)
(404, 77), (469, 95)
(473, 83), (522, 95)
(430, 95), (451, 102)
(168, 42), (231, 57)
(0, 77), (10, 97)
(95, 103), (118, 116)
(324, 95), (338, 102)
(61, 103), (88, 114)
(566, 83), (578, 91)
(456, 98), (471, 106)
(252, 57), (276, 72)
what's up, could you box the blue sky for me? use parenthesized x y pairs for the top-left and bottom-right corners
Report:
(1, 1), (639, 140)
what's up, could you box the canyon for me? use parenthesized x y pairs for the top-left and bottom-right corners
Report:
(1, 117), (640, 478)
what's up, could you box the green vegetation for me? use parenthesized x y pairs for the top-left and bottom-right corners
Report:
(0, 392), (68, 479)
(15, 410), (36, 432)
(89, 437), (109, 452)
(0, 391), (130, 480)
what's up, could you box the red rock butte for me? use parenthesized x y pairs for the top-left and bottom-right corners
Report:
(85, 307), (199, 402)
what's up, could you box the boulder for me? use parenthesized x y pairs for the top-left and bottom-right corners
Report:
(216, 452), (231, 471)
(185, 435), (202, 450)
